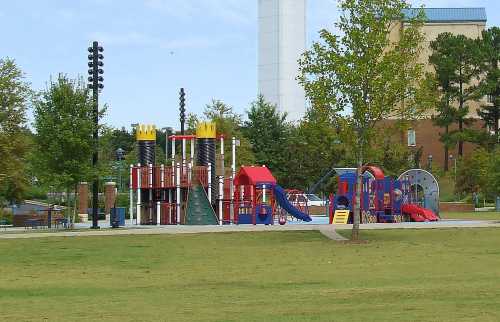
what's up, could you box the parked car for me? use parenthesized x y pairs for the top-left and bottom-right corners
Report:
(287, 192), (326, 207)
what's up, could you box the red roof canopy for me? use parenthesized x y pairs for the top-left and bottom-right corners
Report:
(234, 166), (277, 186)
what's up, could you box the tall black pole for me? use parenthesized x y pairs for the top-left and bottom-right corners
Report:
(91, 41), (99, 229)
(179, 88), (186, 135)
(88, 41), (104, 229)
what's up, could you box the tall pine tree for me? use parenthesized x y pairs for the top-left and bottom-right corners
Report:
(477, 27), (500, 145)
(429, 33), (483, 162)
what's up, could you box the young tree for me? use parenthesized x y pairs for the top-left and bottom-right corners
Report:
(33, 75), (103, 220)
(429, 33), (484, 159)
(0, 58), (31, 205)
(203, 99), (255, 167)
(428, 51), (456, 171)
(477, 27), (500, 145)
(243, 95), (290, 181)
(186, 112), (200, 134)
(299, 0), (426, 240)
(204, 99), (242, 135)
(281, 106), (348, 194)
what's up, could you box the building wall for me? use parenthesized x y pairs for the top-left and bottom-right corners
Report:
(381, 118), (484, 169)
(390, 20), (487, 118)
(386, 17), (487, 169)
(258, 0), (306, 121)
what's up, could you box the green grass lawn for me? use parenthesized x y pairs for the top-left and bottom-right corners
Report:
(1, 229), (500, 321)
(441, 211), (500, 221)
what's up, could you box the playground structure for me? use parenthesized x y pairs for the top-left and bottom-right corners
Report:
(129, 123), (232, 225)
(128, 123), (439, 226)
(330, 166), (440, 224)
(233, 166), (312, 225)
(128, 123), (312, 226)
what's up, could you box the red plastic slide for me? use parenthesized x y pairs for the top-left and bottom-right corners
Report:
(402, 204), (439, 222)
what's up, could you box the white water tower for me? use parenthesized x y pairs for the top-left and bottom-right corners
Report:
(258, 0), (307, 121)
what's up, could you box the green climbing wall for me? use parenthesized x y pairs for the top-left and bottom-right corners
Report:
(186, 185), (219, 225)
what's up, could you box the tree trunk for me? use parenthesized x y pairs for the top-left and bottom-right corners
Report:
(458, 77), (464, 157)
(495, 107), (499, 142)
(444, 125), (449, 172)
(352, 139), (363, 241)
(72, 184), (78, 225)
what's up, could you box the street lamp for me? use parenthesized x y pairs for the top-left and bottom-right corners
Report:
(179, 89), (186, 135)
(161, 127), (173, 162)
(88, 41), (104, 230)
(427, 154), (433, 172)
(449, 154), (457, 199)
(116, 148), (125, 192)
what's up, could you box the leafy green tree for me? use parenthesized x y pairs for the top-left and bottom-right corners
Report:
(477, 27), (500, 145)
(204, 99), (242, 136)
(429, 33), (484, 159)
(298, 0), (426, 239)
(0, 58), (31, 205)
(203, 99), (255, 167)
(456, 148), (500, 200)
(428, 62), (456, 171)
(489, 148), (500, 197)
(281, 106), (348, 196)
(33, 75), (103, 218)
(243, 95), (290, 181)
(99, 126), (135, 163)
(186, 113), (199, 134)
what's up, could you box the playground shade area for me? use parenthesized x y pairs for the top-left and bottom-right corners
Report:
(1, 229), (500, 321)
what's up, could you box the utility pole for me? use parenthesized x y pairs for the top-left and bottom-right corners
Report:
(87, 41), (104, 229)
(179, 88), (186, 135)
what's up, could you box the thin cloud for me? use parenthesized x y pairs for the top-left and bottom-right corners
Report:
(88, 31), (224, 50)
(144, 0), (253, 25)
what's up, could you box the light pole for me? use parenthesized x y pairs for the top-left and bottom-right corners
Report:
(449, 154), (457, 200)
(116, 148), (125, 192)
(87, 41), (104, 230)
(161, 127), (173, 162)
(179, 89), (186, 135)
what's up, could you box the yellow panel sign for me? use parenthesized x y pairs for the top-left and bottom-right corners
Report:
(333, 210), (350, 224)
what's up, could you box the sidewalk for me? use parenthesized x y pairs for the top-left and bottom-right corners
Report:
(1, 219), (499, 239)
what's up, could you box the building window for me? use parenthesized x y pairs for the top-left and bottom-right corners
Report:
(407, 128), (416, 147)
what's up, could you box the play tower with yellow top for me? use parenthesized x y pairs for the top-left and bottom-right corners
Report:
(129, 122), (237, 226)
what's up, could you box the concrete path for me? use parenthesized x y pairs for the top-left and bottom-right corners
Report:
(1, 219), (499, 240)
(319, 228), (348, 241)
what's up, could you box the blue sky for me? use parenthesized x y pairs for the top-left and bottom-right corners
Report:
(1, 0), (499, 130)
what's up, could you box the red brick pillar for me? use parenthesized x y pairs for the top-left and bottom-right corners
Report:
(78, 182), (89, 222)
(104, 182), (117, 220)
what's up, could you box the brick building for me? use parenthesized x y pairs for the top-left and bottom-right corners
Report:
(388, 8), (488, 169)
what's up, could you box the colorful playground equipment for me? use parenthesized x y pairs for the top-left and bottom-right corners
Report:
(233, 166), (312, 224)
(129, 123), (231, 225)
(329, 165), (440, 224)
(129, 123), (312, 226)
(129, 122), (438, 226)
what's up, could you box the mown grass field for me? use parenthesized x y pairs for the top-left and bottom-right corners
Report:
(1, 229), (500, 321)
(441, 211), (500, 221)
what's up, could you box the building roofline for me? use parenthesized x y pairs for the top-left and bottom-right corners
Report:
(403, 7), (487, 23)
